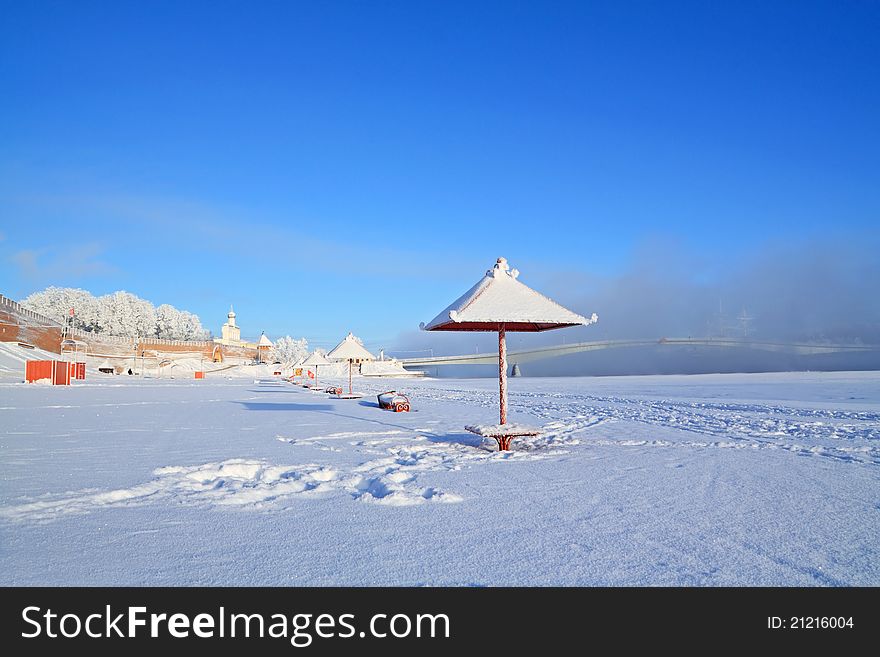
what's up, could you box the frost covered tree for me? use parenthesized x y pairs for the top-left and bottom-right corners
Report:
(175, 310), (209, 341)
(154, 305), (208, 340)
(155, 304), (180, 339)
(272, 336), (309, 364)
(21, 287), (208, 340)
(20, 287), (101, 332)
(100, 291), (156, 337)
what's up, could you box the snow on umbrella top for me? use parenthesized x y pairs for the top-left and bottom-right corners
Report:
(327, 332), (376, 361)
(421, 257), (597, 332)
(420, 257), (598, 438)
(301, 351), (332, 367)
(258, 332), (274, 347)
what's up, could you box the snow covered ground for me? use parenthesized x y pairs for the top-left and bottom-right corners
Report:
(0, 342), (64, 377)
(1, 371), (878, 585)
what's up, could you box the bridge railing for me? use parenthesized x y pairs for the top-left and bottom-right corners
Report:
(399, 337), (880, 365)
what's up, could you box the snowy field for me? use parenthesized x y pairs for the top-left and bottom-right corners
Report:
(1, 371), (878, 586)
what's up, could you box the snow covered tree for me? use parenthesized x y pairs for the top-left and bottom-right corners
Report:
(21, 287), (101, 331)
(21, 287), (209, 340)
(98, 291), (156, 337)
(177, 310), (209, 340)
(153, 305), (207, 340)
(154, 304), (180, 339)
(273, 336), (309, 364)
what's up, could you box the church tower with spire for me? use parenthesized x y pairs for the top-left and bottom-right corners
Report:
(220, 305), (241, 343)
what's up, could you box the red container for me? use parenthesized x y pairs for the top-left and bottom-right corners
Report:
(52, 361), (70, 385)
(26, 360), (73, 385)
(67, 362), (86, 380)
(25, 360), (54, 383)
(194, 371), (205, 379)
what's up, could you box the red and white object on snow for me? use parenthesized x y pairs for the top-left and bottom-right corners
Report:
(378, 391), (411, 412)
(300, 351), (331, 389)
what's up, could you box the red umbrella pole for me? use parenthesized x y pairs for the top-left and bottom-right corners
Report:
(499, 323), (507, 425)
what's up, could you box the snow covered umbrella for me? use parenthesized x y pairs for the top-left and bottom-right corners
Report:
(290, 355), (306, 380)
(301, 351), (331, 388)
(327, 332), (375, 398)
(421, 257), (597, 448)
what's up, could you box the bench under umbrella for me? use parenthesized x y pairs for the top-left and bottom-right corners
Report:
(327, 332), (375, 398)
(421, 257), (597, 449)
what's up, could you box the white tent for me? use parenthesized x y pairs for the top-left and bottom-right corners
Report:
(327, 332), (375, 396)
(327, 332), (375, 361)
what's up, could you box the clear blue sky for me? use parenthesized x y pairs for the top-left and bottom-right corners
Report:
(1, 0), (878, 350)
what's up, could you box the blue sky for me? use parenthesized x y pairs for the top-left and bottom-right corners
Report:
(1, 0), (878, 351)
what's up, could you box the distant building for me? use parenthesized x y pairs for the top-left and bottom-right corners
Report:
(212, 305), (269, 354)
(215, 305), (242, 346)
(257, 332), (274, 363)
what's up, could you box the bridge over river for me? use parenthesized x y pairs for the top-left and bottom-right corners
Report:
(397, 338), (879, 369)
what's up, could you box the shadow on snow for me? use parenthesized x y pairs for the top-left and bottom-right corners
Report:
(237, 402), (335, 412)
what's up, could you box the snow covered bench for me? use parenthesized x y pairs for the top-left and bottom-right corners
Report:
(378, 391), (411, 412)
(465, 423), (540, 451)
